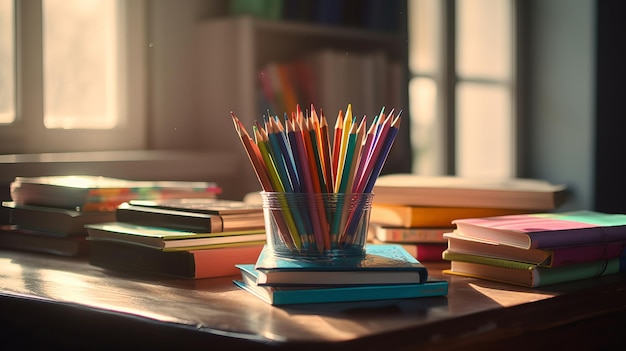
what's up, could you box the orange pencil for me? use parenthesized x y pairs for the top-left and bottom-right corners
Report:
(230, 112), (272, 191)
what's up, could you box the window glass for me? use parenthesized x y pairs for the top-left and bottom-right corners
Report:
(43, 0), (119, 129)
(456, 82), (513, 178)
(409, 77), (445, 175)
(456, 0), (512, 80)
(0, 0), (15, 124)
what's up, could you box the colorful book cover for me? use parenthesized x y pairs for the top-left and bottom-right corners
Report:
(254, 244), (428, 286)
(10, 175), (221, 211)
(234, 264), (448, 305)
(453, 211), (626, 249)
(444, 256), (626, 288)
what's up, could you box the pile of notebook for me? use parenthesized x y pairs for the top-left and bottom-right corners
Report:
(1, 175), (221, 257)
(368, 174), (567, 263)
(233, 244), (449, 305)
(85, 197), (267, 279)
(442, 210), (626, 287)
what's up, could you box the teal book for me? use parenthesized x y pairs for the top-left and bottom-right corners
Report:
(254, 244), (428, 286)
(234, 264), (448, 305)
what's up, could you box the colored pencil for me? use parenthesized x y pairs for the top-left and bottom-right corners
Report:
(230, 104), (401, 253)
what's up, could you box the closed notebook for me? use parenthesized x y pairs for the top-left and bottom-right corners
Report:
(452, 210), (626, 249)
(444, 231), (626, 267)
(369, 238), (447, 262)
(371, 224), (450, 243)
(89, 240), (264, 279)
(0, 225), (88, 257)
(372, 174), (567, 210)
(85, 222), (266, 251)
(443, 256), (626, 288)
(234, 264), (448, 305)
(3, 201), (115, 236)
(116, 202), (265, 232)
(370, 204), (533, 228)
(10, 175), (221, 211)
(254, 244), (428, 286)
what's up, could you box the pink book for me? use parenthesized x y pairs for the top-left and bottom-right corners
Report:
(452, 210), (626, 249)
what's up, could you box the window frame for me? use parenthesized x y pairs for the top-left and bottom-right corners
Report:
(408, 0), (523, 177)
(0, 0), (148, 154)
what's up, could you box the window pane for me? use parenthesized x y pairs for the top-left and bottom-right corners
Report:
(456, 83), (513, 178)
(43, 0), (119, 129)
(0, 0), (15, 124)
(410, 77), (445, 175)
(456, 0), (512, 80)
(408, 0), (442, 74)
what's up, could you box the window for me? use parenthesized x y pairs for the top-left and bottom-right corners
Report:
(0, 0), (147, 154)
(0, 0), (15, 124)
(409, 0), (517, 178)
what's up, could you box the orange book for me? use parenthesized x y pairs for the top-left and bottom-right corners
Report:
(370, 204), (533, 228)
(88, 240), (264, 279)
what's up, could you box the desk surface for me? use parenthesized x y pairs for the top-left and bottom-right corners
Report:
(1, 249), (625, 350)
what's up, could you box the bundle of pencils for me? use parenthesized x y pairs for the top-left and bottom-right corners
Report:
(231, 104), (401, 253)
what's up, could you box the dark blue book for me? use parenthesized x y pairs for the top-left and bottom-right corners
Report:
(253, 244), (428, 286)
(234, 264), (447, 305)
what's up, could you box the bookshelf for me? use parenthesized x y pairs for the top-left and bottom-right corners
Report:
(193, 15), (408, 199)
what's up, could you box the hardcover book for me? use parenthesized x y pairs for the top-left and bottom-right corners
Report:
(254, 244), (428, 286)
(128, 198), (263, 215)
(372, 174), (567, 210)
(234, 264), (448, 305)
(115, 202), (265, 232)
(395, 242), (447, 262)
(0, 225), (88, 256)
(443, 256), (625, 288)
(10, 175), (221, 211)
(370, 204), (533, 228)
(89, 240), (264, 279)
(85, 222), (266, 251)
(371, 224), (450, 243)
(452, 210), (626, 249)
(3, 201), (115, 236)
(444, 231), (626, 267)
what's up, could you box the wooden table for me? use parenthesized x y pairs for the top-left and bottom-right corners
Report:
(1, 249), (625, 350)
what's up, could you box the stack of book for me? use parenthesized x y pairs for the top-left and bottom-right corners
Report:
(2, 175), (221, 256)
(369, 174), (568, 262)
(442, 210), (626, 287)
(86, 198), (267, 279)
(233, 244), (448, 305)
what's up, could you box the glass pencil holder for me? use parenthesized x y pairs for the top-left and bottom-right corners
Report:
(260, 191), (374, 260)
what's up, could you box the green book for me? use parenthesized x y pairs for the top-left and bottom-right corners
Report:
(234, 264), (448, 305)
(443, 250), (625, 287)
